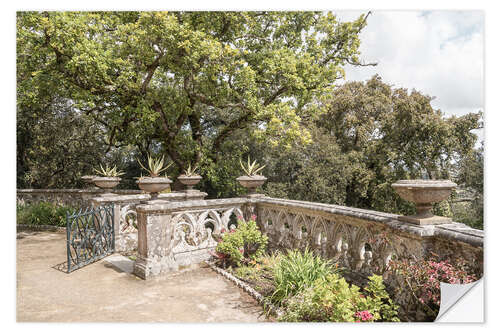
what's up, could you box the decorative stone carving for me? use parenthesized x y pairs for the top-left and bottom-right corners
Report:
(133, 198), (251, 279)
(256, 197), (482, 277)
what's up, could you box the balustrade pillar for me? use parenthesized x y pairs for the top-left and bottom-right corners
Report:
(133, 207), (178, 279)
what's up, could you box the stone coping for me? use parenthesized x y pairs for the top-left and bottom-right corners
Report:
(92, 191), (208, 204)
(136, 197), (250, 213)
(17, 188), (142, 194)
(257, 197), (483, 248)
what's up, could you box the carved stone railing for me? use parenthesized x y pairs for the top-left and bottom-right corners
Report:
(256, 197), (483, 278)
(133, 198), (257, 279)
(125, 195), (482, 286)
(90, 191), (208, 252)
(17, 188), (142, 207)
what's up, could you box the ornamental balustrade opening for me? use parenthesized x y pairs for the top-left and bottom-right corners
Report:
(65, 204), (115, 273)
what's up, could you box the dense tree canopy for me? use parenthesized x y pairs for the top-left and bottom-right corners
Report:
(17, 11), (373, 171)
(258, 76), (482, 218)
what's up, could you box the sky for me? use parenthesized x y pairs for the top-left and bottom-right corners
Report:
(335, 10), (484, 119)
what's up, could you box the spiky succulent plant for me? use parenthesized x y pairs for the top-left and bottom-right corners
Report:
(182, 163), (199, 177)
(240, 156), (266, 176)
(137, 154), (172, 177)
(93, 164), (125, 177)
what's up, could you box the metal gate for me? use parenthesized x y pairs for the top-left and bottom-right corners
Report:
(65, 204), (114, 273)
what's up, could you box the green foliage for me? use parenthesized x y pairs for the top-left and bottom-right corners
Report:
(93, 164), (125, 177)
(454, 141), (483, 228)
(270, 248), (335, 305)
(280, 273), (399, 322)
(17, 202), (74, 227)
(215, 215), (268, 266)
(17, 11), (370, 178)
(239, 156), (266, 176)
(259, 75), (482, 221)
(137, 154), (172, 177)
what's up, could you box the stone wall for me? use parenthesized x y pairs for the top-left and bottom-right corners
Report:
(17, 189), (142, 207)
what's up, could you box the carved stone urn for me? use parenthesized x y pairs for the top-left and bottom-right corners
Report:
(136, 177), (173, 199)
(236, 175), (267, 195)
(92, 177), (121, 195)
(177, 175), (202, 192)
(391, 179), (457, 225)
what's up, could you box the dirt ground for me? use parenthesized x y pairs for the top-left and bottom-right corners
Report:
(16, 230), (267, 322)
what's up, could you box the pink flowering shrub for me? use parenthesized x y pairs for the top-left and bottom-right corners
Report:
(213, 214), (268, 267)
(354, 310), (374, 322)
(388, 257), (477, 318)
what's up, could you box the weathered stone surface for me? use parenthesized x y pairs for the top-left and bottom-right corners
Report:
(134, 213), (178, 279)
(133, 198), (256, 279)
(17, 188), (142, 207)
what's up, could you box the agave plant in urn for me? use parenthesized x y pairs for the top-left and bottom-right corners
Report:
(177, 163), (202, 193)
(237, 157), (267, 197)
(136, 154), (173, 200)
(92, 164), (125, 196)
(391, 179), (457, 225)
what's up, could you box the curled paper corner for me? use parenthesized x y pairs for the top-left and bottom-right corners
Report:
(435, 278), (484, 322)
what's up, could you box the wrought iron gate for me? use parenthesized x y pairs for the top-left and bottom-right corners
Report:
(65, 204), (114, 273)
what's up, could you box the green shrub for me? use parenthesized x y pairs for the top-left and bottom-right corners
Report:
(270, 248), (336, 305)
(280, 273), (399, 322)
(215, 214), (268, 266)
(16, 202), (74, 227)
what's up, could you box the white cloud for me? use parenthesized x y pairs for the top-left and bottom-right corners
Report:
(335, 10), (484, 118)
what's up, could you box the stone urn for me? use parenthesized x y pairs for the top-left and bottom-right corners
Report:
(236, 175), (267, 195)
(177, 175), (202, 192)
(136, 177), (173, 199)
(391, 179), (457, 225)
(92, 177), (121, 195)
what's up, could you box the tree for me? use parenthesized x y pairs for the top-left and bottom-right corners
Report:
(258, 75), (482, 220)
(17, 11), (374, 174)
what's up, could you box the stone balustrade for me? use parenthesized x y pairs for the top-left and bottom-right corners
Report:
(90, 191), (208, 252)
(133, 198), (257, 279)
(255, 197), (483, 277)
(128, 195), (482, 281)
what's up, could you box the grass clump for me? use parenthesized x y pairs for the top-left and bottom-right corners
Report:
(270, 248), (336, 305)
